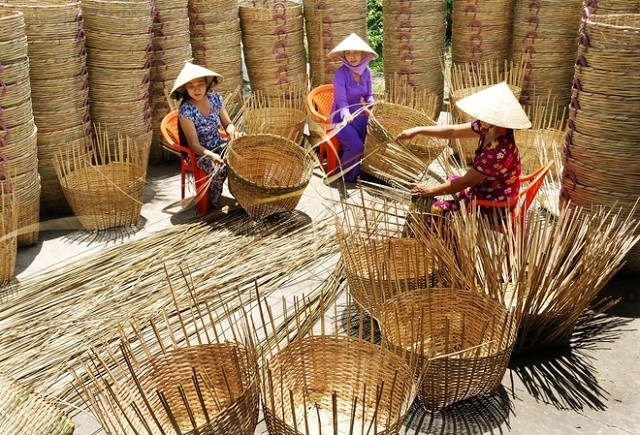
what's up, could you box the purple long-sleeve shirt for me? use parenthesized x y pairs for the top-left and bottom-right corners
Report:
(330, 65), (374, 124)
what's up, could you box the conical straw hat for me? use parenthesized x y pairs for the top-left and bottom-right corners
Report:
(328, 33), (378, 61)
(455, 82), (531, 129)
(170, 61), (224, 99)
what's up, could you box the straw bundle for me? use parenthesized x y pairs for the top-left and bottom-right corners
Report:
(0, 373), (74, 435)
(303, 0), (367, 87)
(448, 59), (525, 163)
(188, 0), (243, 116)
(83, 0), (153, 169)
(243, 86), (306, 144)
(226, 133), (313, 220)
(564, 13), (640, 273)
(53, 127), (150, 231)
(256, 293), (422, 435)
(451, 0), (516, 66)
(0, 172), (16, 286)
(510, 0), (583, 105)
(72, 288), (259, 435)
(239, 1), (308, 99)
(383, 0), (446, 103)
(363, 101), (445, 183)
(0, 1), (91, 217)
(377, 287), (519, 410)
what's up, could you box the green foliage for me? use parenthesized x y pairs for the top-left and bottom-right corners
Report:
(367, 0), (383, 58)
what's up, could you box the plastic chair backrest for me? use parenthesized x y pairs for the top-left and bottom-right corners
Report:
(160, 110), (182, 150)
(473, 160), (554, 226)
(307, 84), (334, 125)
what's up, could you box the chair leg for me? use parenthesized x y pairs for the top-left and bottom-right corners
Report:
(193, 169), (210, 215)
(325, 136), (340, 176)
(181, 170), (186, 199)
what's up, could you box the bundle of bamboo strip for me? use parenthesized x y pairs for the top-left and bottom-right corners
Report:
(0, 372), (74, 435)
(72, 283), (259, 434)
(254, 291), (422, 434)
(0, 8), (40, 246)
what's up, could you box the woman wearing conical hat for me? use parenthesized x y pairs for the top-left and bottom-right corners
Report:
(170, 62), (245, 209)
(398, 82), (531, 218)
(328, 33), (378, 182)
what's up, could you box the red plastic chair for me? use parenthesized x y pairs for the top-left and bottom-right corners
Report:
(471, 160), (554, 230)
(306, 84), (341, 175)
(160, 110), (212, 214)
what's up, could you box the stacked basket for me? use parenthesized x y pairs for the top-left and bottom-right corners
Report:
(583, 0), (640, 15)
(510, 0), (583, 106)
(188, 0), (243, 116)
(383, 0), (446, 110)
(149, 0), (192, 162)
(0, 8), (40, 247)
(562, 13), (640, 274)
(239, 0), (307, 100)
(226, 133), (314, 221)
(451, 0), (515, 67)
(82, 0), (154, 171)
(303, 0), (367, 88)
(0, 1), (91, 218)
(0, 168), (16, 285)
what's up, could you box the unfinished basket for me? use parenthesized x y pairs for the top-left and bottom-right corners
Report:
(0, 372), (74, 434)
(261, 335), (418, 434)
(363, 101), (445, 184)
(72, 289), (260, 435)
(53, 129), (149, 231)
(226, 133), (314, 220)
(377, 288), (518, 410)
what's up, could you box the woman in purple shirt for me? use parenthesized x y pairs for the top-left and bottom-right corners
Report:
(328, 33), (378, 182)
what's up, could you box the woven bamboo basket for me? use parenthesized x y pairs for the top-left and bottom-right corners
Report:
(0, 373), (74, 434)
(0, 78), (31, 108)
(0, 175), (16, 286)
(0, 10), (25, 41)
(261, 335), (418, 435)
(0, 35), (28, 64)
(377, 288), (518, 410)
(0, 55), (29, 84)
(226, 133), (314, 221)
(363, 101), (445, 183)
(73, 292), (260, 435)
(15, 176), (40, 247)
(53, 129), (149, 231)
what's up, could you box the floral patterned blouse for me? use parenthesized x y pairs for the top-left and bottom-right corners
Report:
(178, 93), (226, 154)
(469, 119), (521, 204)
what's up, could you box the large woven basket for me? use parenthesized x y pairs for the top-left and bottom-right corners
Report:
(261, 334), (419, 434)
(363, 101), (445, 184)
(53, 131), (149, 231)
(226, 133), (314, 220)
(377, 288), (518, 410)
(0, 175), (16, 286)
(0, 372), (74, 435)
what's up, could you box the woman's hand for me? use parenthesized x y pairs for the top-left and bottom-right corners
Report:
(225, 123), (245, 140)
(397, 127), (421, 140)
(408, 182), (433, 197)
(205, 150), (224, 165)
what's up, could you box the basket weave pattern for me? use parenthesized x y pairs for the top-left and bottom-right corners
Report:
(227, 133), (314, 220)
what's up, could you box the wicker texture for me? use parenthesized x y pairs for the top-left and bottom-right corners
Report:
(53, 130), (149, 231)
(363, 101), (445, 183)
(0, 372), (74, 435)
(563, 13), (640, 274)
(243, 87), (307, 144)
(226, 133), (314, 220)
(303, 0), (367, 87)
(261, 335), (418, 434)
(0, 174), (16, 286)
(383, 0), (446, 103)
(377, 288), (518, 410)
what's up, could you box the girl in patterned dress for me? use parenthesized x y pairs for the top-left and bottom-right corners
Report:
(397, 82), (531, 220)
(328, 33), (378, 182)
(170, 62), (244, 208)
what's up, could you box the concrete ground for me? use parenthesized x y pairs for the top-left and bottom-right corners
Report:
(9, 157), (640, 435)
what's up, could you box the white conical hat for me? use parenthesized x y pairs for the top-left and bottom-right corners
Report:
(170, 62), (223, 99)
(328, 33), (378, 61)
(455, 82), (531, 129)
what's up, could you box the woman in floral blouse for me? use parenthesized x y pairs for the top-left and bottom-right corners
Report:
(397, 82), (530, 219)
